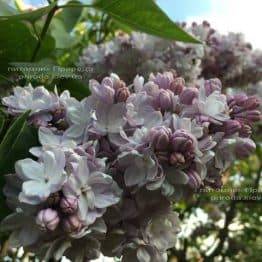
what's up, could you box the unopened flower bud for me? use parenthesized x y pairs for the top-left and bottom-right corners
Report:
(169, 152), (185, 166)
(110, 73), (126, 90)
(242, 96), (260, 110)
(148, 126), (171, 151)
(223, 120), (241, 136)
(115, 87), (130, 102)
(170, 77), (185, 95)
(150, 72), (174, 90)
(157, 89), (174, 111)
(60, 196), (78, 214)
(232, 94), (248, 106)
(171, 130), (195, 155)
(155, 151), (169, 163)
(63, 215), (83, 233)
(187, 170), (202, 189)
(239, 124), (252, 137)
(36, 208), (59, 231)
(235, 138), (256, 159)
(179, 87), (199, 105)
(204, 78), (222, 96)
(47, 192), (61, 206)
(235, 110), (261, 123)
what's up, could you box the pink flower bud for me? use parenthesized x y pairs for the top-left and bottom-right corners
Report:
(179, 87), (199, 105)
(235, 138), (256, 159)
(171, 130), (195, 155)
(235, 110), (261, 123)
(115, 87), (130, 102)
(187, 170), (202, 189)
(60, 196), (78, 214)
(169, 152), (185, 166)
(36, 208), (60, 231)
(156, 89), (174, 111)
(151, 72), (174, 90)
(155, 151), (169, 163)
(223, 120), (241, 136)
(242, 96), (260, 110)
(232, 94), (248, 106)
(110, 73), (126, 91)
(148, 126), (171, 151)
(239, 124), (252, 137)
(170, 77), (185, 95)
(63, 215), (83, 233)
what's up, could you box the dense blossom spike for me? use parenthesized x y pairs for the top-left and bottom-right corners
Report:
(0, 70), (260, 261)
(79, 21), (262, 87)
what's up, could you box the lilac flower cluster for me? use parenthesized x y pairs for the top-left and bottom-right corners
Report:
(1, 71), (261, 261)
(79, 31), (204, 84)
(79, 21), (262, 87)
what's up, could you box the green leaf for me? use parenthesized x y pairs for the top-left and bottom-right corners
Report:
(0, 113), (5, 139)
(56, 1), (83, 32)
(50, 18), (81, 49)
(93, 0), (201, 43)
(0, 111), (38, 175)
(57, 78), (90, 100)
(0, 2), (56, 23)
(0, 21), (37, 71)
(0, 21), (56, 73)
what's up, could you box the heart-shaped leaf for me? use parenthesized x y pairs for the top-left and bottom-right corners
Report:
(93, 0), (201, 43)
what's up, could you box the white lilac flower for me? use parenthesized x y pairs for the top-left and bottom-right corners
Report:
(93, 102), (127, 135)
(2, 84), (58, 115)
(15, 149), (66, 205)
(184, 84), (230, 124)
(30, 127), (77, 157)
(64, 97), (94, 142)
(118, 150), (163, 190)
(63, 158), (121, 225)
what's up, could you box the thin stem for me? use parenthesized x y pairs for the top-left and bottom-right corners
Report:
(97, 13), (106, 44)
(0, 74), (16, 85)
(58, 4), (93, 9)
(31, 4), (58, 62)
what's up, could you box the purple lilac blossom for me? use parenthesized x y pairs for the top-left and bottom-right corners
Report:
(0, 70), (260, 261)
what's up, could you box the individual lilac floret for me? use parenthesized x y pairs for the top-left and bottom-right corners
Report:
(63, 158), (121, 225)
(234, 138), (256, 159)
(148, 126), (172, 151)
(171, 129), (195, 164)
(15, 149), (66, 205)
(183, 83), (230, 124)
(149, 71), (185, 95)
(228, 93), (261, 124)
(36, 208), (60, 231)
(90, 77), (115, 104)
(2, 84), (58, 115)
(30, 127), (77, 157)
(179, 87), (199, 105)
(204, 78), (222, 96)
(64, 97), (94, 142)
(63, 214), (83, 233)
(118, 150), (163, 190)
(60, 196), (78, 214)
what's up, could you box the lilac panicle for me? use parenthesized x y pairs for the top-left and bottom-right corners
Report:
(1, 68), (260, 262)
